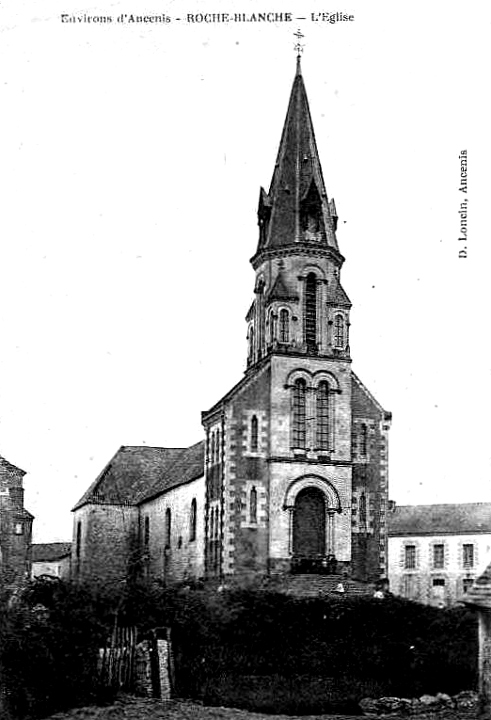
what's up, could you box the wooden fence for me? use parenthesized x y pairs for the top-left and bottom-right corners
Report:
(97, 625), (173, 698)
(98, 625), (137, 691)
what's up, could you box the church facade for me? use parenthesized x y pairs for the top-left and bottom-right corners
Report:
(72, 59), (391, 588)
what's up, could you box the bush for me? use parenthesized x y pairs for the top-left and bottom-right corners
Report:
(0, 579), (115, 719)
(0, 581), (479, 717)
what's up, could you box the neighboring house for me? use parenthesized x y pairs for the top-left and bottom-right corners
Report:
(0, 454), (34, 590)
(388, 502), (491, 606)
(31, 542), (72, 580)
(72, 57), (391, 590)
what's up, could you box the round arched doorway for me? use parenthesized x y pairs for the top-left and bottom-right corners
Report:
(292, 487), (326, 558)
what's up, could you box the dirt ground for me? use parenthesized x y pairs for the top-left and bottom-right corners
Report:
(44, 695), (485, 720)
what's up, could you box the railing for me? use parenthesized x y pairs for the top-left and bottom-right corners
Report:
(291, 555), (337, 575)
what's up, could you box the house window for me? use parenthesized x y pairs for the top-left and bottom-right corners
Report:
(316, 381), (329, 450)
(404, 545), (416, 570)
(165, 508), (171, 548)
(250, 486), (257, 524)
(304, 273), (317, 351)
(250, 415), (259, 452)
(279, 309), (289, 343)
(14, 522), (24, 535)
(433, 544), (445, 569)
(189, 499), (197, 542)
(292, 378), (307, 449)
(144, 516), (150, 547)
(463, 578), (474, 594)
(463, 543), (474, 569)
(432, 578), (445, 587)
(333, 314), (345, 349)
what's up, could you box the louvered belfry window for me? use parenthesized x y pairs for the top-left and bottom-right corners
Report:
(292, 378), (307, 448)
(316, 381), (329, 450)
(279, 309), (289, 343)
(304, 273), (317, 350)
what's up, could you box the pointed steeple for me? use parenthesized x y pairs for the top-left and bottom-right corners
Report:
(253, 60), (340, 266)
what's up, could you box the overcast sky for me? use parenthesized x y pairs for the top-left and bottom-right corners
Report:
(1, 0), (490, 542)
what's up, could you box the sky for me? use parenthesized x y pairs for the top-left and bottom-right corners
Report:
(1, 0), (490, 542)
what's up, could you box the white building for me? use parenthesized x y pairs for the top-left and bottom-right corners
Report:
(388, 503), (491, 606)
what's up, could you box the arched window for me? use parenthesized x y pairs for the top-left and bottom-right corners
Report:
(251, 415), (259, 452)
(292, 378), (307, 449)
(304, 273), (317, 351)
(189, 499), (197, 542)
(165, 508), (171, 548)
(250, 486), (257, 524)
(316, 381), (330, 450)
(334, 314), (345, 349)
(279, 309), (289, 343)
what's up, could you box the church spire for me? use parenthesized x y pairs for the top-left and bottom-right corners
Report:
(253, 59), (340, 267)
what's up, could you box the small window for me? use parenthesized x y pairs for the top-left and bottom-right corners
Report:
(279, 309), (290, 343)
(433, 544), (444, 569)
(360, 424), (368, 456)
(210, 433), (215, 465)
(215, 429), (220, 464)
(76, 521), (82, 560)
(189, 499), (197, 542)
(248, 325), (254, 363)
(463, 578), (474, 594)
(14, 522), (24, 536)
(165, 508), (171, 548)
(404, 545), (416, 570)
(251, 415), (259, 452)
(250, 486), (257, 524)
(359, 492), (367, 525)
(463, 543), (474, 568)
(268, 310), (276, 345)
(333, 314), (345, 349)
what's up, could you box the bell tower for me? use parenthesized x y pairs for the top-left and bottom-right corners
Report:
(247, 56), (351, 370)
(203, 55), (390, 585)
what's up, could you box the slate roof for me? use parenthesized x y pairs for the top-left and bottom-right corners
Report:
(72, 441), (204, 511)
(32, 542), (72, 562)
(267, 271), (299, 303)
(388, 503), (491, 537)
(253, 57), (339, 258)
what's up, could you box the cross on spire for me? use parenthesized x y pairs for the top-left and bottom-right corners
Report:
(293, 28), (304, 57)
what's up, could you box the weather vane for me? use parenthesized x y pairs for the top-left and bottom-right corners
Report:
(293, 28), (305, 57)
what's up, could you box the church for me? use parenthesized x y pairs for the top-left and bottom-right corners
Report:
(72, 57), (391, 590)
